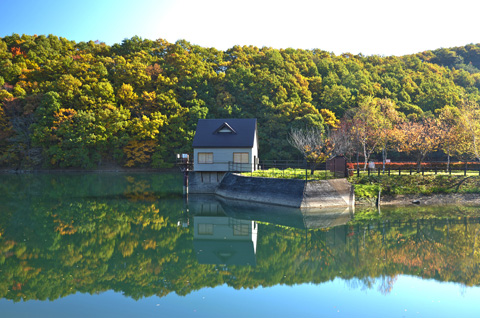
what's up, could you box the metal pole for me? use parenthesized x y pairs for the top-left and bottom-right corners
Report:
(305, 159), (308, 182)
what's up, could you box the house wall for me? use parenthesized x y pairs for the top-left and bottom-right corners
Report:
(194, 147), (257, 172)
(252, 130), (258, 171)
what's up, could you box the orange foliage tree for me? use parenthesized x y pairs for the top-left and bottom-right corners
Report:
(395, 117), (441, 170)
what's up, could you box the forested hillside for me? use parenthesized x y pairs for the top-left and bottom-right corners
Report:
(1, 34), (480, 169)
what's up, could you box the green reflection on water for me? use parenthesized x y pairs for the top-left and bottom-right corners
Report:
(1, 173), (480, 303)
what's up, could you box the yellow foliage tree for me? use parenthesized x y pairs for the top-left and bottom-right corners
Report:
(123, 140), (157, 167)
(320, 108), (339, 128)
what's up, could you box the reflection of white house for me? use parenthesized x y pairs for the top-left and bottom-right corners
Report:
(192, 118), (258, 172)
(193, 205), (258, 266)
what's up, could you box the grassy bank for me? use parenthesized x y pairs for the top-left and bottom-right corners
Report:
(240, 169), (480, 200)
(241, 168), (336, 180)
(350, 175), (480, 198)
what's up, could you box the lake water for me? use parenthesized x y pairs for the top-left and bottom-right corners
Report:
(1, 173), (480, 317)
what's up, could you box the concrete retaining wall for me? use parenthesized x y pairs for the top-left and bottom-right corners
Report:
(188, 171), (226, 194)
(212, 173), (354, 209)
(216, 173), (305, 207)
(302, 178), (354, 208)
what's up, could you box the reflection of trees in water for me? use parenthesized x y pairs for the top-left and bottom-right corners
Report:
(344, 275), (397, 295)
(2, 174), (480, 301)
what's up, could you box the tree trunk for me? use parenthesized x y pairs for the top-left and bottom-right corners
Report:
(447, 148), (450, 172)
(363, 143), (368, 171)
(473, 134), (480, 161)
(382, 146), (387, 173)
(417, 152), (427, 172)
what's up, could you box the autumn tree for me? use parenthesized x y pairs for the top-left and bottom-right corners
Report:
(349, 97), (382, 170)
(376, 98), (402, 172)
(1, 33), (480, 169)
(395, 117), (441, 170)
(330, 120), (355, 160)
(288, 127), (333, 174)
(458, 99), (480, 161)
(436, 105), (462, 170)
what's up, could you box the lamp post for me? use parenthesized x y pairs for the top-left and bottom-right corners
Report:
(176, 153), (190, 228)
(177, 153), (190, 195)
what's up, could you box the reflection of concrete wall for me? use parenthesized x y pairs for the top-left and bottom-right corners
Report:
(188, 194), (352, 231)
(218, 196), (352, 230)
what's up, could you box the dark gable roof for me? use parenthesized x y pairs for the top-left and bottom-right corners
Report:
(192, 118), (257, 148)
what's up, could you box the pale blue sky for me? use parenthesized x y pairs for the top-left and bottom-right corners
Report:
(1, 0), (479, 56)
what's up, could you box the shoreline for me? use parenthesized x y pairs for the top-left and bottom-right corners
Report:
(358, 193), (480, 206)
(4, 170), (480, 207)
(0, 167), (178, 174)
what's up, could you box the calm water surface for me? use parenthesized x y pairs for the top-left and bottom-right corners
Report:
(1, 173), (480, 317)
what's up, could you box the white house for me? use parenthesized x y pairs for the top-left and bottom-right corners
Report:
(192, 118), (258, 172)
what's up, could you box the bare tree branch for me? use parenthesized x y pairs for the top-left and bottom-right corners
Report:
(288, 127), (332, 174)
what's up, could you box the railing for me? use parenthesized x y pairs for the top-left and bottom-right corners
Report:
(228, 161), (257, 172)
(351, 162), (480, 177)
(180, 156), (345, 180)
(233, 160), (343, 180)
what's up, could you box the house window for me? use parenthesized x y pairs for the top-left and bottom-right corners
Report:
(233, 152), (249, 164)
(198, 152), (213, 164)
(198, 223), (214, 235)
(233, 224), (249, 236)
